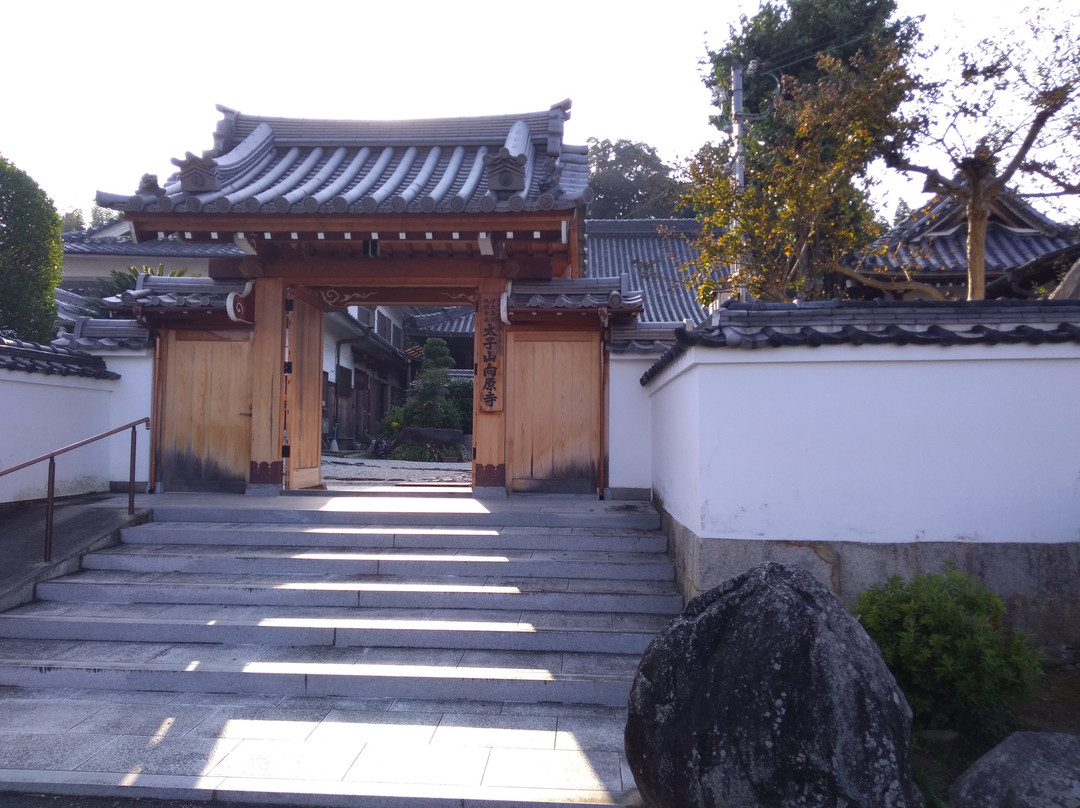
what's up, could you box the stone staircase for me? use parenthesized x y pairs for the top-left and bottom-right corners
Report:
(0, 495), (681, 707)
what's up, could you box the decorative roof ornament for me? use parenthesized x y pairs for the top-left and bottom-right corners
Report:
(483, 121), (531, 205)
(171, 152), (219, 194)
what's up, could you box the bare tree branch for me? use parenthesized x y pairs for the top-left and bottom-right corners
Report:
(989, 98), (1066, 195)
(831, 265), (950, 300)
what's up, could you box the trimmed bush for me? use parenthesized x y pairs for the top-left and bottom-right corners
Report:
(854, 564), (1043, 732)
(389, 442), (466, 463)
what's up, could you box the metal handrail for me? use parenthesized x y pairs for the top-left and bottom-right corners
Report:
(0, 417), (151, 562)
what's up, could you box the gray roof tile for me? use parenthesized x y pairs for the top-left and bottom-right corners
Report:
(409, 307), (476, 337)
(0, 337), (119, 380)
(97, 101), (592, 217)
(52, 318), (151, 352)
(63, 233), (243, 258)
(641, 299), (1080, 384)
(506, 278), (644, 313)
(857, 193), (1079, 276)
(585, 219), (705, 325)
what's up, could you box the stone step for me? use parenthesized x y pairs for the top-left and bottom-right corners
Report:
(34, 573), (684, 613)
(148, 502), (662, 531)
(0, 603), (669, 653)
(0, 639), (638, 706)
(80, 544), (675, 581)
(120, 522), (669, 553)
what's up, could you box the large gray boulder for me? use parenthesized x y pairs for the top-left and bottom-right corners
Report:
(625, 562), (923, 808)
(951, 731), (1080, 808)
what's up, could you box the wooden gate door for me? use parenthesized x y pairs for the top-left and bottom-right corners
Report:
(506, 328), (601, 494)
(285, 293), (324, 489)
(159, 329), (253, 493)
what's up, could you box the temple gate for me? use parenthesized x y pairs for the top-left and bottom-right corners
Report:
(99, 101), (642, 495)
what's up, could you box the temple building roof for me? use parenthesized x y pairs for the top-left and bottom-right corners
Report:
(586, 220), (704, 325)
(855, 193), (1079, 287)
(96, 101), (592, 218)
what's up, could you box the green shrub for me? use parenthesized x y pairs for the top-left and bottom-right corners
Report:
(853, 564), (1043, 732)
(447, 377), (474, 434)
(390, 443), (440, 462)
(388, 442), (466, 463)
(377, 405), (406, 438)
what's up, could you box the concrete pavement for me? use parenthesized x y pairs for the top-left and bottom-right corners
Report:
(0, 488), (657, 806)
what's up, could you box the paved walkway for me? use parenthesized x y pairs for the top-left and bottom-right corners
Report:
(0, 687), (638, 806)
(0, 487), (653, 806)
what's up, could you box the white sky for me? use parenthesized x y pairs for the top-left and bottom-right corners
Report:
(0, 0), (1034, 222)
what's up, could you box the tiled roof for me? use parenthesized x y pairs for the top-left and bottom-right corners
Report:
(104, 275), (253, 312)
(409, 307), (476, 338)
(857, 193), (1079, 277)
(402, 221), (698, 349)
(506, 277), (644, 314)
(0, 337), (119, 380)
(52, 318), (151, 352)
(96, 101), (592, 217)
(63, 232), (243, 258)
(641, 299), (1080, 385)
(54, 289), (100, 327)
(586, 219), (705, 324)
(608, 322), (685, 355)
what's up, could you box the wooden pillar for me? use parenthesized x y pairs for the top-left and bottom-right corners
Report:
(473, 278), (507, 493)
(248, 277), (285, 488)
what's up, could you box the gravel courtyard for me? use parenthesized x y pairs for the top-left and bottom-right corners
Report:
(320, 453), (471, 485)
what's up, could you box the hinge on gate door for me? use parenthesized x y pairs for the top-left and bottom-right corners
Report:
(284, 299), (294, 312)
(284, 361), (292, 374)
(282, 445), (291, 458)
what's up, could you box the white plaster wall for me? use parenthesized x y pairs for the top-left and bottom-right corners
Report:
(606, 355), (656, 492)
(649, 350), (702, 531)
(648, 342), (1080, 544)
(102, 353), (154, 484)
(0, 372), (115, 502)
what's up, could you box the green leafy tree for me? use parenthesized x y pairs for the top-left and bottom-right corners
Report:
(60, 208), (85, 232)
(587, 138), (686, 219)
(684, 0), (934, 302)
(704, 0), (918, 135)
(89, 205), (118, 228)
(0, 156), (63, 342)
(685, 43), (936, 302)
(884, 7), (1080, 300)
(420, 337), (454, 371)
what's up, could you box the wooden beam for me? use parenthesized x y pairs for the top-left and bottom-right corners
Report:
(251, 255), (557, 283)
(307, 286), (478, 307)
(126, 211), (576, 240)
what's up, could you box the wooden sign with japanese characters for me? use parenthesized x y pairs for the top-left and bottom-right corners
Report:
(479, 296), (504, 413)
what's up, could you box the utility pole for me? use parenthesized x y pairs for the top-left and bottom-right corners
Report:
(731, 62), (745, 191)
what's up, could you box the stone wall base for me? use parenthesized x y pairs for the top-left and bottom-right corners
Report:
(657, 506), (1080, 650)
